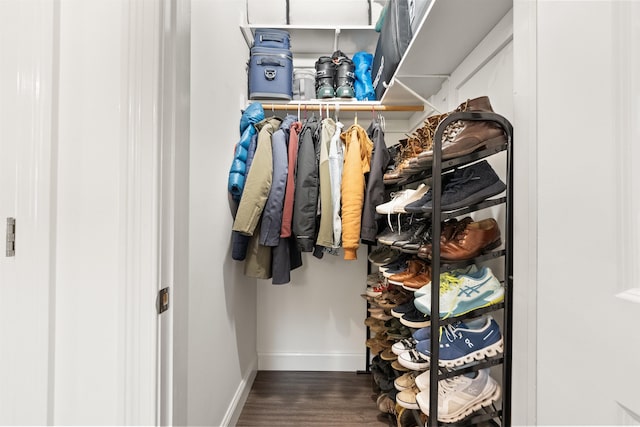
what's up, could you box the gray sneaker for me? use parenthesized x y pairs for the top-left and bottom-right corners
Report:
(421, 160), (505, 212)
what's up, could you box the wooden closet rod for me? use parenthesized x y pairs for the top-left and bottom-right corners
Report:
(259, 103), (424, 112)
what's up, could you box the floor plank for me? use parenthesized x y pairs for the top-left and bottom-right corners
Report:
(236, 371), (395, 427)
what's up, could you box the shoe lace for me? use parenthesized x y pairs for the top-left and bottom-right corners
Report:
(438, 274), (463, 319)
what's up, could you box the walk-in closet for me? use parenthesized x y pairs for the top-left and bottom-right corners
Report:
(2, 0), (640, 426)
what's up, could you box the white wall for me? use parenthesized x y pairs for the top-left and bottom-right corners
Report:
(186, 0), (259, 425)
(535, 1), (640, 424)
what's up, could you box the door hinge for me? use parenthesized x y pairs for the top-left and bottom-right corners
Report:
(157, 287), (169, 314)
(6, 218), (15, 257)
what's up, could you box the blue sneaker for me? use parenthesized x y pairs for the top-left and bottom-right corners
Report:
(416, 316), (503, 368)
(412, 326), (432, 342)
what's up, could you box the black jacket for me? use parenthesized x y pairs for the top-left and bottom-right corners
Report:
(361, 119), (391, 244)
(292, 116), (321, 252)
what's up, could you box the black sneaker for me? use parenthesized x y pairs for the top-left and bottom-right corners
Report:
(421, 160), (506, 212)
(400, 308), (431, 328)
(391, 299), (416, 319)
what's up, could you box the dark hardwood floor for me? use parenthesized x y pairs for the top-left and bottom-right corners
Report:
(236, 371), (395, 427)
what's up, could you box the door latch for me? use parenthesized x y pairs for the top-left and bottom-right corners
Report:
(6, 218), (15, 257)
(157, 287), (169, 314)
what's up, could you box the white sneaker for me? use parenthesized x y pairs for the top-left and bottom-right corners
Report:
(395, 183), (429, 213)
(375, 189), (417, 214)
(438, 267), (504, 318)
(415, 369), (501, 423)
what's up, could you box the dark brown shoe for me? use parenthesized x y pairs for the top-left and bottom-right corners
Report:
(417, 217), (472, 259)
(441, 96), (507, 160)
(440, 217), (501, 261)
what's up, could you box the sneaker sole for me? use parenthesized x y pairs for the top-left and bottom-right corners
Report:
(399, 317), (430, 329)
(441, 288), (505, 318)
(438, 338), (504, 368)
(398, 355), (429, 371)
(438, 383), (501, 423)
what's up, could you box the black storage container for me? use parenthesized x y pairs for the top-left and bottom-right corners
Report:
(371, 0), (412, 100)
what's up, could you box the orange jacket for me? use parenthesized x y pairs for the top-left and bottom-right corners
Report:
(340, 124), (373, 260)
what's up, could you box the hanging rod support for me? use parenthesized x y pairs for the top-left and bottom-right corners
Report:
(391, 78), (443, 114)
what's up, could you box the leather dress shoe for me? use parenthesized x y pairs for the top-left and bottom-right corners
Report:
(417, 217), (471, 259)
(402, 265), (432, 291)
(388, 259), (426, 285)
(439, 217), (501, 261)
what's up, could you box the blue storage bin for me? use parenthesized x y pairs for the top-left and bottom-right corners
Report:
(253, 29), (291, 49)
(248, 46), (293, 100)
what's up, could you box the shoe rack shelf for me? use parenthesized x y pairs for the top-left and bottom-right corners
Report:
(369, 110), (513, 426)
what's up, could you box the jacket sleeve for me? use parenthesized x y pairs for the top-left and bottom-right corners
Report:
(340, 128), (366, 260)
(259, 128), (289, 246)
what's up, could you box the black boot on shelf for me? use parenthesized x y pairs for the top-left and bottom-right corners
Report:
(315, 56), (335, 99)
(332, 50), (355, 98)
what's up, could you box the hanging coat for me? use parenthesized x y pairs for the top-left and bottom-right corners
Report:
(292, 116), (321, 252)
(328, 121), (345, 247)
(340, 124), (373, 260)
(260, 115), (297, 246)
(232, 117), (282, 236)
(361, 119), (391, 244)
(280, 121), (302, 238)
(315, 118), (337, 248)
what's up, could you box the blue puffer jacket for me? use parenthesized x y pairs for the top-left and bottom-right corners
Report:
(228, 102), (265, 200)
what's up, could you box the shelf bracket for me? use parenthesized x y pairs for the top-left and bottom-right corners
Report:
(392, 77), (444, 114)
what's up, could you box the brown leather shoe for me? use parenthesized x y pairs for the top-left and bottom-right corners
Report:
(387, 259), (426, 285)
(417, 217), (472, 259)
(440, 217), (501, 261)
(402, 264), (432, 291)
(441, 96), (507, 160)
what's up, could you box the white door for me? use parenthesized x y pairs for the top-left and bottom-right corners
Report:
(0, 1), (166, 424)
(534, 1), (640, 424)
(0, 1), (55, 424)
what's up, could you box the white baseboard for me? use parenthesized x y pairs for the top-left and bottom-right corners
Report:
(258, 352), (367, 372)
(220, 356), (258, 427)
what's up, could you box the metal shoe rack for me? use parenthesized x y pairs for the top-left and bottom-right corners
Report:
(375, 111), (513, 426)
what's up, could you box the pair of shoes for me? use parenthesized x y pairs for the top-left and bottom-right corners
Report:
(388, 259), (427, 286)
(394, 371), (418, 392)
(418, 217), (501, 261)
(415, 315), (504, 368)
(399, 307), (430, 328)
(419, 160), (506, 212)
(416, 368), (501, 423)
(396, 386), (421, 410)
(376, 184), (430, 214)
(414, 266), (503, 318)
(315, 50), (355, 99)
